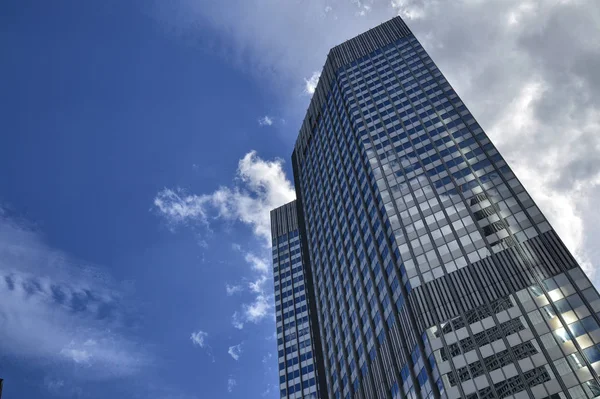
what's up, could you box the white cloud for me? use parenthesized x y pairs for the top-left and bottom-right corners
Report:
(258, 115), (274, 126)
(60, 346), (92, 365)
(244, 252), (269, 274)
(227, 343), (243, 360)
(153, 189), (210, 226)
(154, 151), (295, 246)
(0, 208), (149, 380)
(391, 0), (427, 20)
(44, 377), (66, 393)
(356, 3), (373, 17)
(231, 311), (244, 330)
(243, 294), (271, 323)
(227, 377), (237, 393)
(231, 250), (272, 325)
(190, 330), (208, 348)
(190, 330), (215, 361)
(225, 284), (243, 296)
(248, 275), (268, 294)
(239, 250), (274, 323)
(304, 71), (321, 95)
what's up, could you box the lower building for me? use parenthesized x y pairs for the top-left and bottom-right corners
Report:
(271, 201), (327, 398)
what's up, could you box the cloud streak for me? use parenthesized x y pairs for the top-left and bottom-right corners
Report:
(227, 377), (237, 393)
(190, 329), (215, 363)
(258, 115), (274, 126)
(225, 284), (243, 296)
(0, 208), (149, 380)
(231, 311), (244, 330)
(227, 343), (242, 361)
(303, 71), (321, 95)
(190, 330), (208, 348)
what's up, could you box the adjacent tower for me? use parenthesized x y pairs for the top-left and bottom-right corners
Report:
(285, 16), (600, 399)
(272, 201), (327, 399)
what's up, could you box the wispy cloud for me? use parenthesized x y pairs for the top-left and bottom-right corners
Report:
(257, 115), (273, 126)
(43, 375), (84, 397)
(231, 311), (244, 330)
(260, 352), (276, 396)
(248, 274), (268, 294)
(233, 247), (274, 324)
(190, 330), (208, 348)
(60, 345), (92, 364)
(243, 293), (271, 323)
(0, 208), (149, 380)
(225, 284), (243, 296)
(244, 252), (269, 274)
(44, 377), (65, 393)
(303, 71), (321, 95)
(190, 330), (215, 362)
(227, 377), (237, 393)
(227, 343), (243, 360)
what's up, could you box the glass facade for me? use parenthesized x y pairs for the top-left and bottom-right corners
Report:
(272, 201), (325, 399)
(286, 16), (600, 399)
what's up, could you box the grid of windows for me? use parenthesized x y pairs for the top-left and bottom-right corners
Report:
(285, 16), (600, 399)
(427, 268), (600, 398)
(272, 202), (321, 399)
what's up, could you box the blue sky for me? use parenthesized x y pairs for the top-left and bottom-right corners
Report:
(1, 0), (599, 398)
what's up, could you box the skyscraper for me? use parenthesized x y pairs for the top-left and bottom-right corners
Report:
(274, 16), (600, 399)
(272, 201), (327, 399)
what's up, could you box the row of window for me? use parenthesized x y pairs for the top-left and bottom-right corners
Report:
(278, 351), (313, 370)
(280, 377), (316, 397)
(271, 230), (299, 247)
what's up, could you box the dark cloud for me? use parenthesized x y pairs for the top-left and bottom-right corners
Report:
(553, 133), (600, 191)
(4, 274), (15, 290)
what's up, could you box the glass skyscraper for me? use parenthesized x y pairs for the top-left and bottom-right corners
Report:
(273, 16), (600, 399)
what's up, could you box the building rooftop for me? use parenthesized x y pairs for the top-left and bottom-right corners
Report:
(293, 16), (413, 165)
